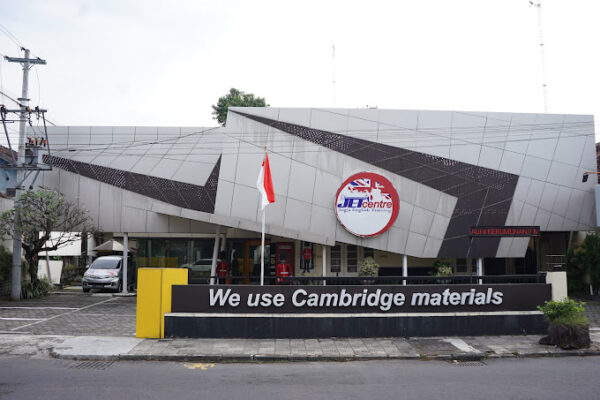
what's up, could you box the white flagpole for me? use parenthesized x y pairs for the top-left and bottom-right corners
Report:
(261, 208), (265, 286)
(260, 146), (267, 286)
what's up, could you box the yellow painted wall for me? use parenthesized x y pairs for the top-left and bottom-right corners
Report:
(160, 268), (188, 338)
(136, 268), (188, 339)
(136, 268), (162, 338)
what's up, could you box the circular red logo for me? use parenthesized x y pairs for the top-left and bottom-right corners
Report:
(334, 172), (399, 237)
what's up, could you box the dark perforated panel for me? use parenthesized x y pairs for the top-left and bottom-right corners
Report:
(44, 154), (221, 214)
(233, 111), (518, 258)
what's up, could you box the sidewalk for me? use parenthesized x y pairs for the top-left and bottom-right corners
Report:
(0, 332), (599, 362)
(1, 291), (600, 363)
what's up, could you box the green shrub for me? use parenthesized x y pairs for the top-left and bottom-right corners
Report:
(21, 278), (54, 299)
(565, 234), (600, 295)
(566, 244), (587, 293)
(0, 245), (11, 282)
(432, 260), (453, 277)
(584, 234), (600, 292)
(538, 298), (588, 327)
(358, 257), (379, 277)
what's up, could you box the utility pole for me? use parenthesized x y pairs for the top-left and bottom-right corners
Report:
(5, 48), (46, 300)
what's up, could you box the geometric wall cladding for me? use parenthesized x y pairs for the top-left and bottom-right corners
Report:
(234, 111), (520, 258)
(44, 154), (221, 214)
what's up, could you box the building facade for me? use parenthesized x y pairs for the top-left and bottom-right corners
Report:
(29, 108), (597, 279)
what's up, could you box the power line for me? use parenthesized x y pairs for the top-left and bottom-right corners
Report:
(40, 120), (594, 154)
(0, 89), (23, 106)
(0, 23), (25, 48)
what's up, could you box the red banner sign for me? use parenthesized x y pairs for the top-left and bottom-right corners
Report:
(470, 226), (541, 237)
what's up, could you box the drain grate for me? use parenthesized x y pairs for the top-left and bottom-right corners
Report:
(449, 361), (486, 367)
(69, 361), (115, 370)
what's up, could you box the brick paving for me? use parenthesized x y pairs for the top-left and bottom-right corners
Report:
(0, 292), (136, 336)
(582, 299), (600, 327)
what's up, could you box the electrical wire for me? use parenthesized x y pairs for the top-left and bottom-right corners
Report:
(35, 119), (593, 145)
(0, 23), (25, 48)
(45, 123), (595, 155)
(34, 65), (41, 108)
(0, 89), (22, 106)
(0, 58), (4, 105)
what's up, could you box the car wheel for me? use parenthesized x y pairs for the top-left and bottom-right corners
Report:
(83, 287), (90, 293)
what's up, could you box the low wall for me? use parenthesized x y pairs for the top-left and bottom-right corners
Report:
(164, 284), (551, 338)
(165, 312), (547, 338)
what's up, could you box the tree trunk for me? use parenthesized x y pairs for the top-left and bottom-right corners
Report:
(27, 254), (39, 284)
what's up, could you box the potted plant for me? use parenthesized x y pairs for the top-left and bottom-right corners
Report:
(358, 257), (379, 284)
(432, 260), (453, 284)
(538, 298), (590, 349)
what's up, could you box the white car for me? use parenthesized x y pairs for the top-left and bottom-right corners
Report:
(180, 258), (213, 284)
(82, 255), (134, 292)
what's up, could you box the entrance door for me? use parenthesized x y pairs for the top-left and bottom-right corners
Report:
(243, 240), (270, 284)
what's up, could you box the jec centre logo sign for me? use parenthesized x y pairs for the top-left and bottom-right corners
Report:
(334, 172), (399, 237)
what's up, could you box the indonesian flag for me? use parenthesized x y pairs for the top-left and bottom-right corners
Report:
(257, 152), (275, 209)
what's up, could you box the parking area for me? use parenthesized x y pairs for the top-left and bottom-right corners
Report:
(1, 290), (599, 339)
(0, 290), (137, 336)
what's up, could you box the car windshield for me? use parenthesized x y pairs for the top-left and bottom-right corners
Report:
(90, 258), (120, 269)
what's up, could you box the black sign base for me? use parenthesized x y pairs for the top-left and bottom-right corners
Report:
(164, 313), (547, 338)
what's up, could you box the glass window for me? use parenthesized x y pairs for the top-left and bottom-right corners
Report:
(191, 239), (214, 261)
(90, 257), (121, 269)
(363, 247), (374, 259)
(136, 238), (149, 268)
(456, 258), (467, 273)
(167, 239), (189, 267)
(331, 245), (341, 273)
(347, 245), (358, 273)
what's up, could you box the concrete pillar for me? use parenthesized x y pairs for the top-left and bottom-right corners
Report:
(545, 271), (567, 301)
(402, 255), (408, 286)
(147, 239), (151, 268)
(209, 226), (221, 285)
(322, 245), (327, 286)
(86, 233), (97, 260)
(122, 233), (128, 294)
(220, 233), (227, 252)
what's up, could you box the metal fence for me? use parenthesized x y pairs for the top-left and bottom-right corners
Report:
(196, 273), (547, 286)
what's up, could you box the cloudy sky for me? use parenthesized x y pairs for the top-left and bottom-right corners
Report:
(0, 0), (598, 136)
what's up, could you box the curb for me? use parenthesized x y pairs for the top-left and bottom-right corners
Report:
(48, 349), (600, 363)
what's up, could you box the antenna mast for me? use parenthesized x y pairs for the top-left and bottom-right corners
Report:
(531, 1), (549, 112)
(332, 43), (336, 107)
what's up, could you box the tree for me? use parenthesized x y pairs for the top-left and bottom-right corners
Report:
(211, 88), (268, 126)
(583, 234), (600, 294)
(0, 189), (95, 285)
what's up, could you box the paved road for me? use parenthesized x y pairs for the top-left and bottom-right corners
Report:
(0, 355), (598, 400)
